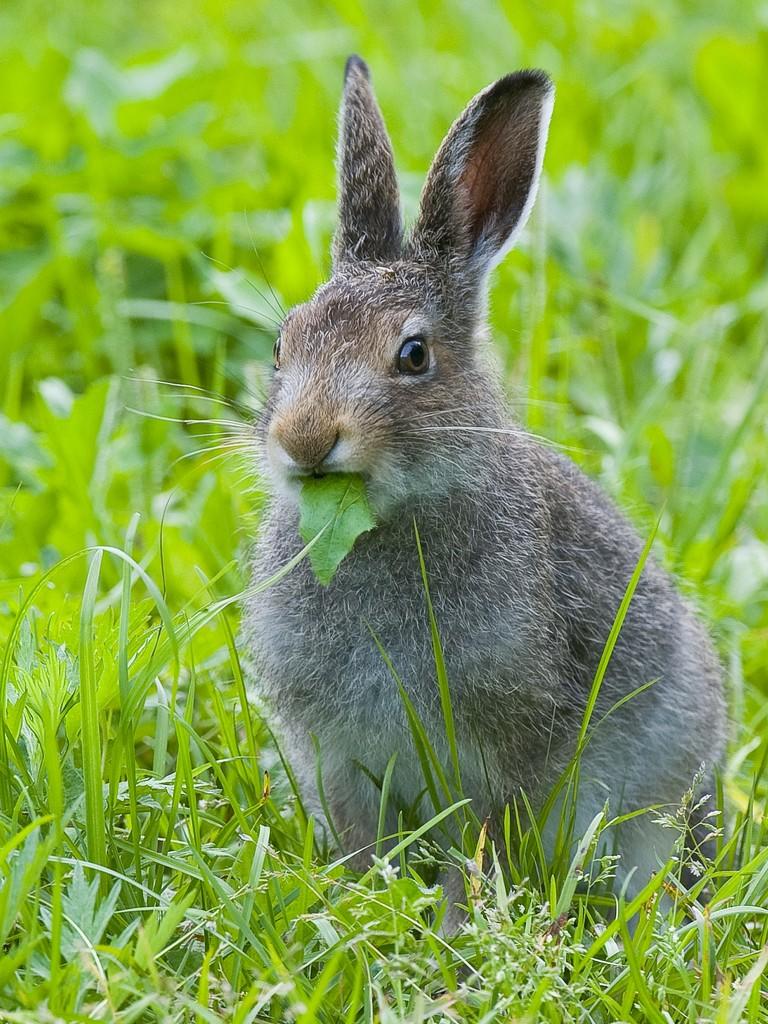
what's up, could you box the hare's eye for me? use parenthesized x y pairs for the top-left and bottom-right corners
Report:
(397, 336), (430, 375)
(273, 336), (281, 369)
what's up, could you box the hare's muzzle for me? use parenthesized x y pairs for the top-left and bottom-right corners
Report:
(268, 416), (342, 478)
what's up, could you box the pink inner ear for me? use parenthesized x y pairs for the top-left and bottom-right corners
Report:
(458, 95), (540, 251)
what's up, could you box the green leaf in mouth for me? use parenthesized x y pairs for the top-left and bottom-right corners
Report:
(298, 473), (376, 585)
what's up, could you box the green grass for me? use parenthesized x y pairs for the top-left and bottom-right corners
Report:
(1, 0), (767, 1019)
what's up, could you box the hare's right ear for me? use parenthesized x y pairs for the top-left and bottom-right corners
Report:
(333, 56), (402, 267)
(410, 70), (554, 278)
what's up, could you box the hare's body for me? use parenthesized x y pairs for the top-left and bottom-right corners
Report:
(245, 58), (725, 905)
(247, 421), (723, 884)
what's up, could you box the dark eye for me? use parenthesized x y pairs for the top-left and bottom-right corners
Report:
(273, 336), (281, 369)
(397, 335), (430, 375)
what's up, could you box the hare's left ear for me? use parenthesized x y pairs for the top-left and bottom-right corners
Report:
(333, 56), (402, 267)
(411, 70), (554, 277)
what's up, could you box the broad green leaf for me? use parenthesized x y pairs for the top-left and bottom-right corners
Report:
(298, 474), (375, 585)
(0, 414), (51, 489)
(64, 48), (195, 137)
(58, 863), (121, 959)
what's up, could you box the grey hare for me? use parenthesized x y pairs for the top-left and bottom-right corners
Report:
(245, 56), (726, 914)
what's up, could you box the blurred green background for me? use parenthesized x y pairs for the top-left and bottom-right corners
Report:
(1, 1), (768, 1015)
(1, 0), (766, 755)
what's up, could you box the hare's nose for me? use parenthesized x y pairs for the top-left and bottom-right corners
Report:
(270, 421), (340, 476)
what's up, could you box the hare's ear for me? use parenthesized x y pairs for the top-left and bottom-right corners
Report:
(410, 70), (553, 276)
(333, 56), (402, 266)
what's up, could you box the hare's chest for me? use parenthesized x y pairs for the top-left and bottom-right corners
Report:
(245, 494), (559, 745)
(245, 546), (438, 722)
(245, 522), (545, 742)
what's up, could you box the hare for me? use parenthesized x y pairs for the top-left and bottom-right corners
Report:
(245, 56), (726, 915)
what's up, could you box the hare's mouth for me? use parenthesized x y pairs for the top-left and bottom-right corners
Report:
(268, 430), (376, 484)
(285, 465), (372, 484)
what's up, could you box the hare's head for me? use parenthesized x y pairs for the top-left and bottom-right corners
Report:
(262, 56), (554, 513)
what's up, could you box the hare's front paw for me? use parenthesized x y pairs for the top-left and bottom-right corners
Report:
(438, 866), (469, 936)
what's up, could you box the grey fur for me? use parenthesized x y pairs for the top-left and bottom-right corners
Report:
(245, 59), (726, 907)
(333, 56), (402, 266)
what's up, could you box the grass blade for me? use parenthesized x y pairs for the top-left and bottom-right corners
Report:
(79, 549), (107, 876)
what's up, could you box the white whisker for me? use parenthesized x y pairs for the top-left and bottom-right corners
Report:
(169, 442), (258, 472)
(125, 407), (248, 429)
(412, 425), (589, 455)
